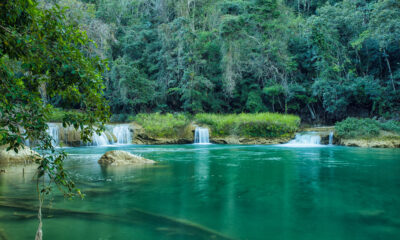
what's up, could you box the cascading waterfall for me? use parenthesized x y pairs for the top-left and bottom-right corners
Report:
(194, 127), (210, 144)
(111, 124), (132, 144)
(45, 123), (133, 147)
(90, 132), (112, 146)
(329, 131), (334, 145)
(47, 123), (60, 146)
(284, 132), (322, 147)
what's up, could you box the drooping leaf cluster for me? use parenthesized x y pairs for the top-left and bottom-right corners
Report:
(0, 0), (109, 197)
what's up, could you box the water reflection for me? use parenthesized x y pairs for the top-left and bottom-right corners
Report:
(193, 147), (210, 192)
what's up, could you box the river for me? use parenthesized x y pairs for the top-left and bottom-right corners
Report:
(1, 144), (399, 240)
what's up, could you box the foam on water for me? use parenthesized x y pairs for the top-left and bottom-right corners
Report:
(46, 123), (133, 147)
(194, 127), (210, 144)
(281, 132), (323, 147)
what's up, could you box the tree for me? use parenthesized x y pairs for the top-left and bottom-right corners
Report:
(0, 0), (109, 238)
(42, 0), (400, 122)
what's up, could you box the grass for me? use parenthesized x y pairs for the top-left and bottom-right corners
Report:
(335, 117), (400, 139)
(110, 114), (135, 123)
(134, 113), (190, 138)
(194, 113), (300, 138)
(47, 110), (301, 139)
(47, 108), (85, 122)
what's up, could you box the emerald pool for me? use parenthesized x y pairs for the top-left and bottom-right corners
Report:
(1, 144), (400, 240)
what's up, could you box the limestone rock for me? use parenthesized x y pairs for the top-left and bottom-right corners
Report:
(211, 136), (292, 145)
(98, 150), (155, 166)
(302, 127), (336, 145)
(339, 138), (400, 148)
(0, 145), (40, 164)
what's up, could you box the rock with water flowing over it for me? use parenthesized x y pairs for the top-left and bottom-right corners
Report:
(98, 150), (155, 166)
(0, 145), (40, 164)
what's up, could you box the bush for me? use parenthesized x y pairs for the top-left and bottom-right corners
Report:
(194, 113), (300, 138)
(110, 114), (135, 123)
(379, 120), (400, 134)
(47, 108), (84, 122)
(335, 118), (382, 139)
(134, 113), (190, 138)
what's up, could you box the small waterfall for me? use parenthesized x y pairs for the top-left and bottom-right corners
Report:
(194, 127), (210, 144)
(111, 124), (132, 144)
(329, 131), (334, 145)
(284, 132), (322, 147)
(43, 123), (133, 147)
(47, 123), (60, 146)
(90, 132), (111, 146)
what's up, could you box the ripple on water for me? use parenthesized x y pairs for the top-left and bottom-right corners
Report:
(2, 144), (399, 240)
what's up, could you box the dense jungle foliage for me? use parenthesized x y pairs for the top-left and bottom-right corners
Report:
(335, 117), (400, 139)
(1, 0), (109, 200)
(43, 0), (400, 123)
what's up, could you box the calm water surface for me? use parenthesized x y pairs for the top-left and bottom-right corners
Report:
(0, 144), (400, 240)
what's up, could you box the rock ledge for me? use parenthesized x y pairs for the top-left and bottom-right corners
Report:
(0, 145), (40, 164)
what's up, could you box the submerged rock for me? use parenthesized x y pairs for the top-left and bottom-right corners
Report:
(0, 145), (40, 164)
(98, 150), (155, 166)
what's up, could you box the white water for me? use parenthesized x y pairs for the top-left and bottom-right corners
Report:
(110, 124), (132, 144)
(46, 123), (132, 146)
(47, 123), (60, 146)
(194, 127), (210, 144)
(90, 132), (112, 146)
(329, 131), (334, 145)
(283, 132), (322, 147)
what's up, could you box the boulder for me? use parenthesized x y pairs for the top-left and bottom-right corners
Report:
(0, 145), (40, 164)
(98, 150), (155, 166)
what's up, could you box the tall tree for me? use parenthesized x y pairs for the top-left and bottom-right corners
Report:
(0, 0), (109, 238)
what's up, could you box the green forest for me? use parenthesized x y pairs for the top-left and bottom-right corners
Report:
(38, 0), (400, 123)
(1, 1), (400, 240)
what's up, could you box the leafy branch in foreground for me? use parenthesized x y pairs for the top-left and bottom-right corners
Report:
(0, 0), (109, 238)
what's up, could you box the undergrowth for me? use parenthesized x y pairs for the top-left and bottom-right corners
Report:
(335, 118), (400, 139)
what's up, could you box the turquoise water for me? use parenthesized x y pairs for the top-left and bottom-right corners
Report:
(1, 144), (400, 240)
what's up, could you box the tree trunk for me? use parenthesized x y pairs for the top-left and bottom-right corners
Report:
(383, 49), (395, 91)
(272, 96), (275, 112)
(307, 103), (316, 120)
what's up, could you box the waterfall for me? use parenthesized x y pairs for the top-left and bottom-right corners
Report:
(90, 132), (112, 146)
(284, 132), (322, 147)
(44, 123), (133, 147)
(111, 124), (132, 144)
(329, 132), (334, 145)
(47, 123), (60, 146)
(194, 127), (210, 144)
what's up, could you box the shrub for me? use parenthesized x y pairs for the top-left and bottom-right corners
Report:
(109, 114), (136, 123)
(379, 120), (400, 134)
(134, 113), (190, 138)
(194, 113), (300, 138)
(48, 108), (84, 122)
(335, 118), (381, 139)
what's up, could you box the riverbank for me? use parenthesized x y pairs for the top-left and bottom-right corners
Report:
(47, 111), (400, 148)
(131, 113), (300, 145)
(334, 118), (400, 148)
